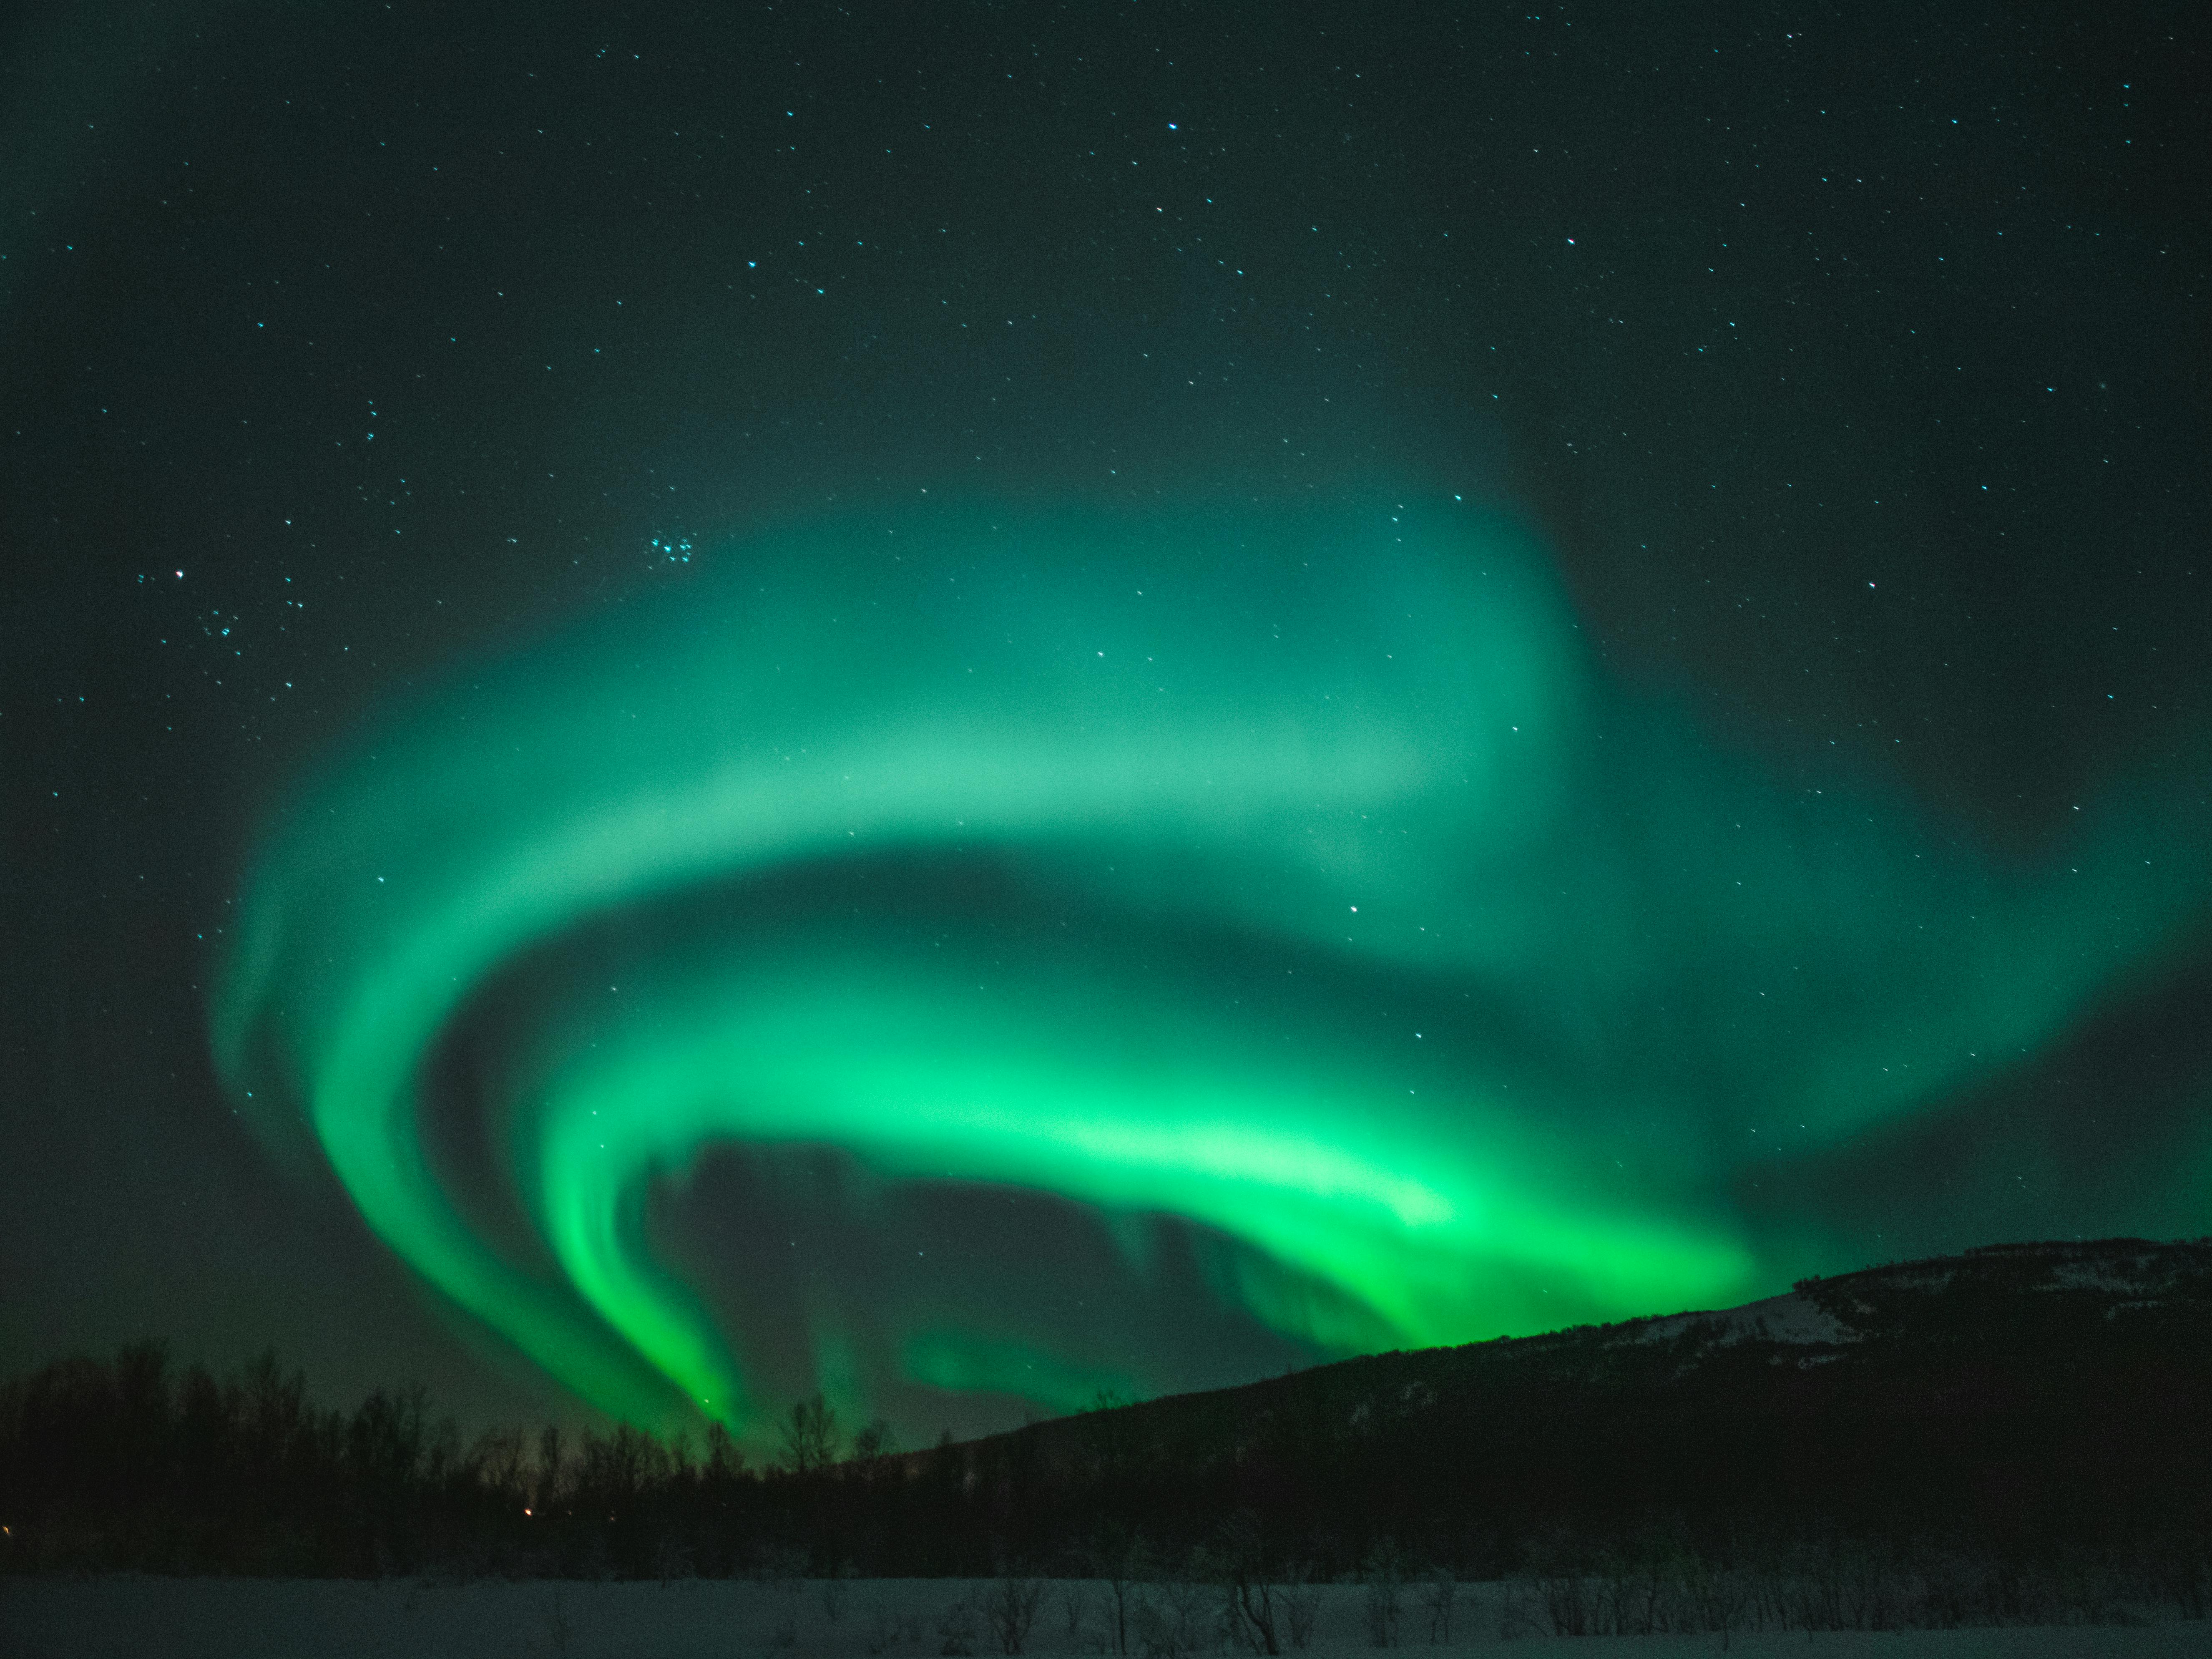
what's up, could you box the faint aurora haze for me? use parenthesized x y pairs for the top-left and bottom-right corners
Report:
(213, 495), (2209, 1442)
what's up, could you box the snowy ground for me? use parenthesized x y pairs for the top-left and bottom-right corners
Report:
(3, 1576), (2204, 1659)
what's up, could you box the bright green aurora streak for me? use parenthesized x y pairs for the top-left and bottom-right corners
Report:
(214, 497), (2205, 1440)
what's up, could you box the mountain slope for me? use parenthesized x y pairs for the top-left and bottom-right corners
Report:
(907, 1238), (2212, 1569)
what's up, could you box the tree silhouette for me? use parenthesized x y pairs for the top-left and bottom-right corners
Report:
(777, 1392), (840, 1473)
(852, 1417), (899, 1462)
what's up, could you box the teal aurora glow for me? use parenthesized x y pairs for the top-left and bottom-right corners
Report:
(213, 497), (2208, 1440)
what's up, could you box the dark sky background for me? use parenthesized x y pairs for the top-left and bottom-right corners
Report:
(3, 0), (2207, 1445)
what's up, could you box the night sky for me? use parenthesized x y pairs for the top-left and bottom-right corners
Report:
(3, 2), (2207, 1452)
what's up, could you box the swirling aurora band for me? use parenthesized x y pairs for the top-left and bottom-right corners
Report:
(214, 496), (2206, 1440)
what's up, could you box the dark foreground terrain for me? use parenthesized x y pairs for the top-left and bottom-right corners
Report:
(5, 1237), (2208, 1637)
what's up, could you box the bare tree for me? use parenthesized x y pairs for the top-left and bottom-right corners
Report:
(1090, 1528), (1156, 1654)
(534, 1422), (568, 1513)
(984, 1577), (1046, 1654)
(1059, 1581), (1092, 1645)
(938, 1591), (981, 1657)
(1213, 1514), (1284, 1656)
(1541, 1570), (1591, 1637)
(1282, 1561), (1324, 1651)
(852, 1417), (900, 1461)
(1136, 1578), (1215, 1659)
(1363, 1541), (1405, 1648)
(1687, 1561), (1751, 1650)
(778, 1392), (841, 1473)
(1418, 1570), (1456, 1644)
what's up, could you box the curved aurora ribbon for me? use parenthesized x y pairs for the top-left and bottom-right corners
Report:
(214, 496), (2207, 1437)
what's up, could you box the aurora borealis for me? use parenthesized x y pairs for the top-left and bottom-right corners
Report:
(210, 498), (2207, 1440)
(5, 3), (2208, 1448)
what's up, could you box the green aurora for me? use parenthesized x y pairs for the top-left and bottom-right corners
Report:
(213, 496), (2208, 1440)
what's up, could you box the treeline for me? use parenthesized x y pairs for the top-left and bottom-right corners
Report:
(5, 1245), (2211, 1592)
(0, 1342), (915, 1578)
(3, 1327), (2209, 1608)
